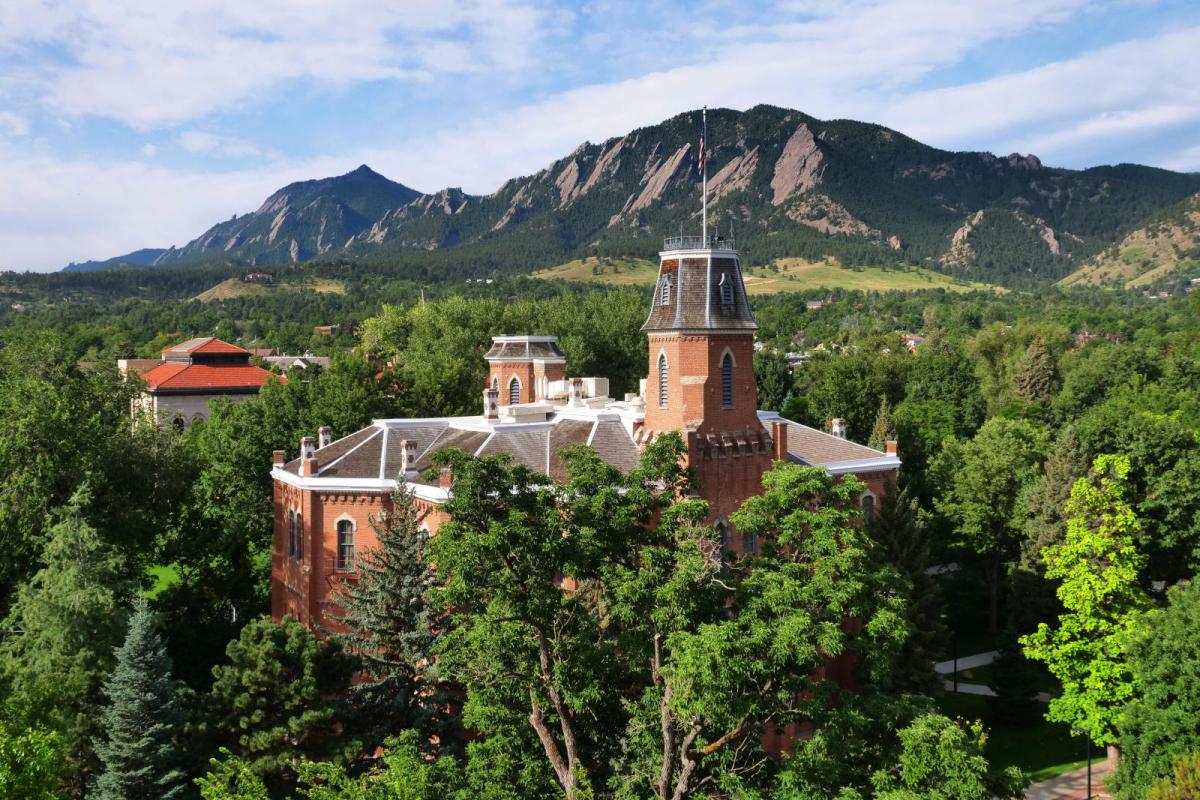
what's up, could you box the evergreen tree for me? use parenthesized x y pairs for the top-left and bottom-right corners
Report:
(93, 599), (187, 800)
(204, 616), (356, 795)
(868, 481), (945, 694)
(1013, 334), (1059, 404)
(1019, 429), (1086, 571)
(752, 348), (794, 412)
(0, 484), (133, 797)
(868, 398), (896, 452)
(330, 483), (459, 757)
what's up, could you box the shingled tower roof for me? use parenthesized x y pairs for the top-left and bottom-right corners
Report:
(642, 236), (757, 333)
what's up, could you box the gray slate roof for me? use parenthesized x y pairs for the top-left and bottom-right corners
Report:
(643, 255), (758, 332)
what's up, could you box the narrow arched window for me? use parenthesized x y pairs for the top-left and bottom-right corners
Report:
(287, 509), (295, 558)
(717, 521), (732, 577)
(861, 493), (876, 525)
(718, 273), (734, 306)
(658, 353), (668, 407)
(508, 376), (521, 405)
(660, 275), (672, 305)
(337, 520), (355, 571)
(721, 352), (734, 408)
(295, 512), (303, 560)
(491, 376), (498, 391)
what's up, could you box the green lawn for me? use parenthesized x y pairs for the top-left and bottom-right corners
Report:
(937, 693), (1090, 783)
(145, 564), (180, 598)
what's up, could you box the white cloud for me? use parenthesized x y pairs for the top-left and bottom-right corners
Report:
(177, 131), (263, 159)
(141, 143), (158, 158)
(0, 111), (29, 136)
(0, 0), (553, 129)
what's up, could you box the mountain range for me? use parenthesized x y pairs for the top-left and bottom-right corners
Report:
(66, 105), (1200, 287)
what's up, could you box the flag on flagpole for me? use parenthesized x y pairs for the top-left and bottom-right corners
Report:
(697, 109), (706, 174)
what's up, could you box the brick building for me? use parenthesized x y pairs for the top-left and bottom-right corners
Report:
(122, 337), (279, 427)
(271, 236), (900, 634)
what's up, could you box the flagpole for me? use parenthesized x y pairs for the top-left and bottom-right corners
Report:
(701, 106), (708, 246)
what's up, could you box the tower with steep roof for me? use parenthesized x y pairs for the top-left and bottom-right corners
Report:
(640, 233), (775, 530)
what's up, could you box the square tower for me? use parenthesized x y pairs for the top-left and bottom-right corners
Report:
(484, 335), (567, 406)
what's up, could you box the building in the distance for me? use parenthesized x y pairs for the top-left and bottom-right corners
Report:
(121, 337), (278, 427)
(270, 235), (900, 640)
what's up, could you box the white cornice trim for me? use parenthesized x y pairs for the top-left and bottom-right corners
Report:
(823, 456), (902, 474)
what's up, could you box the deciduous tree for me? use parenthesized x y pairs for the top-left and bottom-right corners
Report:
(1021, 455), (1152, 768)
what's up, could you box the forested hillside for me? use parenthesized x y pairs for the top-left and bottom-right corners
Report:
(70, 106), (1200, 289)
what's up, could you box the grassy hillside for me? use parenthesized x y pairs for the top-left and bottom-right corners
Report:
(1061, 193), (1200, 288)
(530, 257), (660, 285)
(193, 277), (346, 303)
(532, 255), (998, 294)
(742, 257), (998, 294)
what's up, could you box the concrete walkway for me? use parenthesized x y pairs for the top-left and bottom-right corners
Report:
(933, 649), (999, 674)
(1025, 762), (1111, 799)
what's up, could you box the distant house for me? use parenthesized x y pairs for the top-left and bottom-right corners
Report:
(121, 337), (279, 427)
(902, 335), (927, 352)
(314, 324), (340, 336)
(805, 300), (825, 311)
(263, 354), (332, 371)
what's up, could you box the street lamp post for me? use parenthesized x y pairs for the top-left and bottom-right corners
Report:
(1073, 726), (1092, 799)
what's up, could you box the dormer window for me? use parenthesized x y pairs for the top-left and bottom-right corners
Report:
(660, 275), (672, 305)
(718, 273), (734, 306)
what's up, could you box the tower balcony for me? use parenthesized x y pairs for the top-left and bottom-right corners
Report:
(661, 234), (736, 252)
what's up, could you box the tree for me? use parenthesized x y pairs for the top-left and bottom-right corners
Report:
(1021, 455), (1152, 768)
(0, 484), (133, 796)
(203, 616), (356, 795)
(428, 436), (911, 800)
(330, 484), (459, 757)
(753, 348), (793, 412)
(905, 334), (985, 438)
(1019, 429), (1086, 571)
(871, 714), (1026, 800)
(93, 599), (188, 800)
(0, 716), (61, 800)
(1148, 754), (1200, 800)
(868, 481), (945, 694)
(1111, 581), (1200, 799)
(985, 639), (1043, 726)
(1013, 333), (1060, 404)
(868, 398), (896, 452)
(933, 418), (1048, 633)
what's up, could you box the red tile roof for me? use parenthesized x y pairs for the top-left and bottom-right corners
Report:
(162, 337), (249, 356)
(140, 362), (278, 391)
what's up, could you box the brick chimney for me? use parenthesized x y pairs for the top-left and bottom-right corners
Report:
(483, 387), (499, 421)
(438, 467), (454, 489)
(830, 418), (847, 439)
(773, 420), (789, 462)
(399, 439), (418, 479)
(568, 377), (585, 407)
(318, 426), (333, 449)
(299, 435), (317, 476)
(886, 439), (898, 456)
(272, 449), (286, 467)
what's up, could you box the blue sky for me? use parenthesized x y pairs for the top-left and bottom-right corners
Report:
(2, 0), (1199, 271)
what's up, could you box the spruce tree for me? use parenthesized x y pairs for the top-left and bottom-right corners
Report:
(868, 398), (896, 452)
(1014, 334), (1059, 404)
(93, 599), (187, 800)
(331, 483), (458, 756)
(868, 480), (946, 694)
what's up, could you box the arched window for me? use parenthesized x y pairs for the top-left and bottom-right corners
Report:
(337, 520), (355, 571)
(508, 376), (521, 406)
(721, 352), (734, 408)
(660, 275), (672, 305)
(717, 520), (732, 577)
(657, 353), (668, 408)
(861, 493), (876, 526)
(287, 509), (295, 558)
(718, 273), (734, 306)
(491, 376), (498, 391)
(295, 512), (303, 560)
